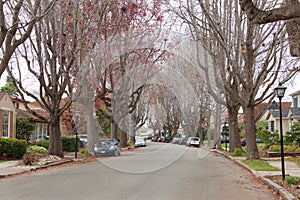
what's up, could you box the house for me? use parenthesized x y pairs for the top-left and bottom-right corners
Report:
(290, 89), (300, 123)
(0, 91), (16, 138)
(258, 100), (292, 135)
(10, 96), (49, 141)
(11, 96), (76, 142)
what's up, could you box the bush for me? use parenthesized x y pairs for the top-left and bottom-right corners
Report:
(285, 122), (300, 146)
(80, 148), (90, 156)
(257, 130), (279, 147)
(35, 140), (49, 149)
(268, 144), (296, 152)
(127, 140), (135, 149)
(16, 118), (34, 143)
(268, 145), (281, 152)
(62, 136), (79, 152)
(0, 138), (27, 159)
(26, 145), (47, 154)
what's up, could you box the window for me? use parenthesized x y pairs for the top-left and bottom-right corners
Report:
(2, 110), (9, 138)
(36, 123), (48, 140)
(269, 120), (275, 133)
(293, 97), (298, 108)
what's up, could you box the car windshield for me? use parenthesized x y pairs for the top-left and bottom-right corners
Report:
(136, 138), (144, 142)
(98, 140), (112, 145)
(191, 138), (199, 141)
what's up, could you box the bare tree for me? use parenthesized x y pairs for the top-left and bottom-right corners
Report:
(239, 0), (300, 23)
(0, 0), (55, 77)
(8, 0), (107, 156)
(239, 0), (300, 57)
(172, 0), (299, 158)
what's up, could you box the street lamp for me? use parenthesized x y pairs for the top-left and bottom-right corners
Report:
(274, 83), (287, 181)
(74, 110), (81, 159)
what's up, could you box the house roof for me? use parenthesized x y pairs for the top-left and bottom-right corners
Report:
(270, 102), (292, 118)
(0, 91), (7, 100)
(290, 90), (300, 97)
(269, 101), (279, 110)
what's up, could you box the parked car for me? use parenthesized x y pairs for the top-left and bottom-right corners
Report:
(135, 138), (146, 147)
(241, 137), (262, 147)
(171, 137), (182, 144)
(152, 136), (159, 142)
(157, 137), (164, 142)
(179, 137), (189, 145)
(77, 134), (87, 147)
(94, 139), (121, 157)
(163, 137), (170, 143)
(186, 137), (200, 147)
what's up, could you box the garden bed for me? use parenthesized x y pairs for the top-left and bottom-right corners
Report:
(265, 175), (300, 198)
(267, 152), (300, 157)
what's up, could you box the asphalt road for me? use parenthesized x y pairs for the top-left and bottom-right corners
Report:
(0, 142), (278, 200)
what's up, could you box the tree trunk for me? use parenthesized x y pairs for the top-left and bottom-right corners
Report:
(243, 105), (260, 159)
(128, 119), (135, 144)
(206, 109), (212, 147)
(213, 104), (222, 149)
(120, 130), (127, 147)
(86, 104), (97, 154)
(48, 117), (63, 157)
(111, 120), (118, 139)
(227, 105), (242, 152)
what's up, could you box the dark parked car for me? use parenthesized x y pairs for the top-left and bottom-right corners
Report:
(94, 139), (121, 157)
(241, 137), (262, 147)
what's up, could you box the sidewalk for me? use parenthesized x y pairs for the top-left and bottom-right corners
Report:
(222, 153), (300, 200)
(0, 153), (79, 178)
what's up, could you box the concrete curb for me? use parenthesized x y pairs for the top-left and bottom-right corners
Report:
(0, 159), (73, 179)
(213, 150), (296, 200)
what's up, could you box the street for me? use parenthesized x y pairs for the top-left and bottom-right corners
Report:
(0, 142), (278, 200)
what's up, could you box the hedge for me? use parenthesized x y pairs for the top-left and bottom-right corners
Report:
(35, 136), (80, 152)
(0, 138), (27, 159)
(62, 136), (79, 152)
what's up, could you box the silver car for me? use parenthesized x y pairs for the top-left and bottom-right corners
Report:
(186, 137), (200, 147)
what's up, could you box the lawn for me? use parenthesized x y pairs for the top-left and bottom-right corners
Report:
(241, 159), (280, 171)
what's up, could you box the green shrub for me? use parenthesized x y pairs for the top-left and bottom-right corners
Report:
(16, 118), (34, 143)
(0, 138), (27, 158)
(26, 145), (47, 154)
(80, 148), (90, 156)
(268, 144), (295, 152)
(284, 145), (296, 152)
(285, 176), (299, 184)
(231, 148), (246, 157)
(35, 140), (49, 149)
(62, 136), (79, 152)
(285, 122), (300, 146)
(257, 130), (279, 147)
(268, 145), (281, 152)
(127, 140), (135, 149)
(294, 147), (300, 152)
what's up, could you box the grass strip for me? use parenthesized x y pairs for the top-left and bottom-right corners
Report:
(241, 159), (280, 171)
